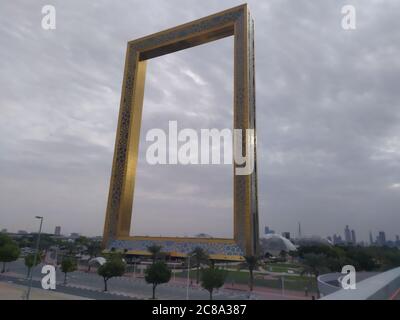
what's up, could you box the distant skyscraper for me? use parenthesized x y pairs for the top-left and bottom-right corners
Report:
(344, 225), (352, 243)
(54, 226), (61, 236)
(369, 231), (374, 245)
(351, 229), (356, 244)
(298, 222), (302, 238)
(377, 231), (386, 246)
(333, 234), (343, 245)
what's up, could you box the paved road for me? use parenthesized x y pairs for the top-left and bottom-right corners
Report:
(1, 260), (256, 300)
(0, 275), (132, 300)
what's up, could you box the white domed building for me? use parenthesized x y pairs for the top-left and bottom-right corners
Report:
(260, 234), (297, 256)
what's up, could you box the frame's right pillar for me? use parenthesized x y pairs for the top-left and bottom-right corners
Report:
(233, 6), (259, 257)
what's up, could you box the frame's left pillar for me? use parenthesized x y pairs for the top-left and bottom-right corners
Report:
(102, 46), (147, 248)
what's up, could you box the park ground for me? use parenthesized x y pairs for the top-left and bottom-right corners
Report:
(0, 259), (317, 300)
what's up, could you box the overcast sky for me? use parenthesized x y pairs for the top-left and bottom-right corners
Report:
(0, 0), (399, 242)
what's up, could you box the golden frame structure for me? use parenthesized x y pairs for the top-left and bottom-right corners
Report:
(103, 4), (259, 259)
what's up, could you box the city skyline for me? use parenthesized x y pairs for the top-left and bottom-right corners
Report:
(2, 221), (399, 245)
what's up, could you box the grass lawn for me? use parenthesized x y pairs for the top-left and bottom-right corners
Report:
(263, 262), (302, 274)
(175, 269), (317, 292)
(269, 262), (301, 269)
(267, 265), (295, 273)
(264, 264), (301, 273)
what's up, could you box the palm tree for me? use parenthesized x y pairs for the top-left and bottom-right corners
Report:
(190, 247), (209, 284)
(300, 253), (329, 299)
(240, 255), (261, 291)
(147, 244), (162, 264)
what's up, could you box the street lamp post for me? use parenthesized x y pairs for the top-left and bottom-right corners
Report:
(26, 216), (43, 300)
(186, 253), (196, 300)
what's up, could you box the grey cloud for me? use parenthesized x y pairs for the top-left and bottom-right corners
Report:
(0, 0), (399, 241)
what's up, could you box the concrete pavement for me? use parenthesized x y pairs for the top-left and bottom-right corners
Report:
(0, 281), (90, 300)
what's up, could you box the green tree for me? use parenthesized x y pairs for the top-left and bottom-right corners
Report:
(145, 261), (171, 299)
(147, 244), (162, 264)
(344, 247), (378, 271)
(97, 255), (126, 291)
(24, 253), (42, 277)
(201, 267), (227, 300)
(240, 255), (261, 291)
(75, 236), (89, 247)
(301, 253), (330, 298)
(298, 245), (341, 260)
(190, 247), (209, 284)
(61, 256), (77, 284)
(63, 241), (77, 255)
(0, 235), (20, 273)
(29, 233), (58, 251)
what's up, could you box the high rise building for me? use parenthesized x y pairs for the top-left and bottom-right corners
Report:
(54, 226), (61, 236)
(344, 225), (352, 243)
(333, 234), (343, 245)
(377, 231), (386, 246)
(298, 222), (302, 238)
(369, 231), (374, 245)
(351, 229), (356, 245)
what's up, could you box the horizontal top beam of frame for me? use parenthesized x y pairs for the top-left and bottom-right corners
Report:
(139, 24), (234, 60)
(128, 4), (248, 60)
